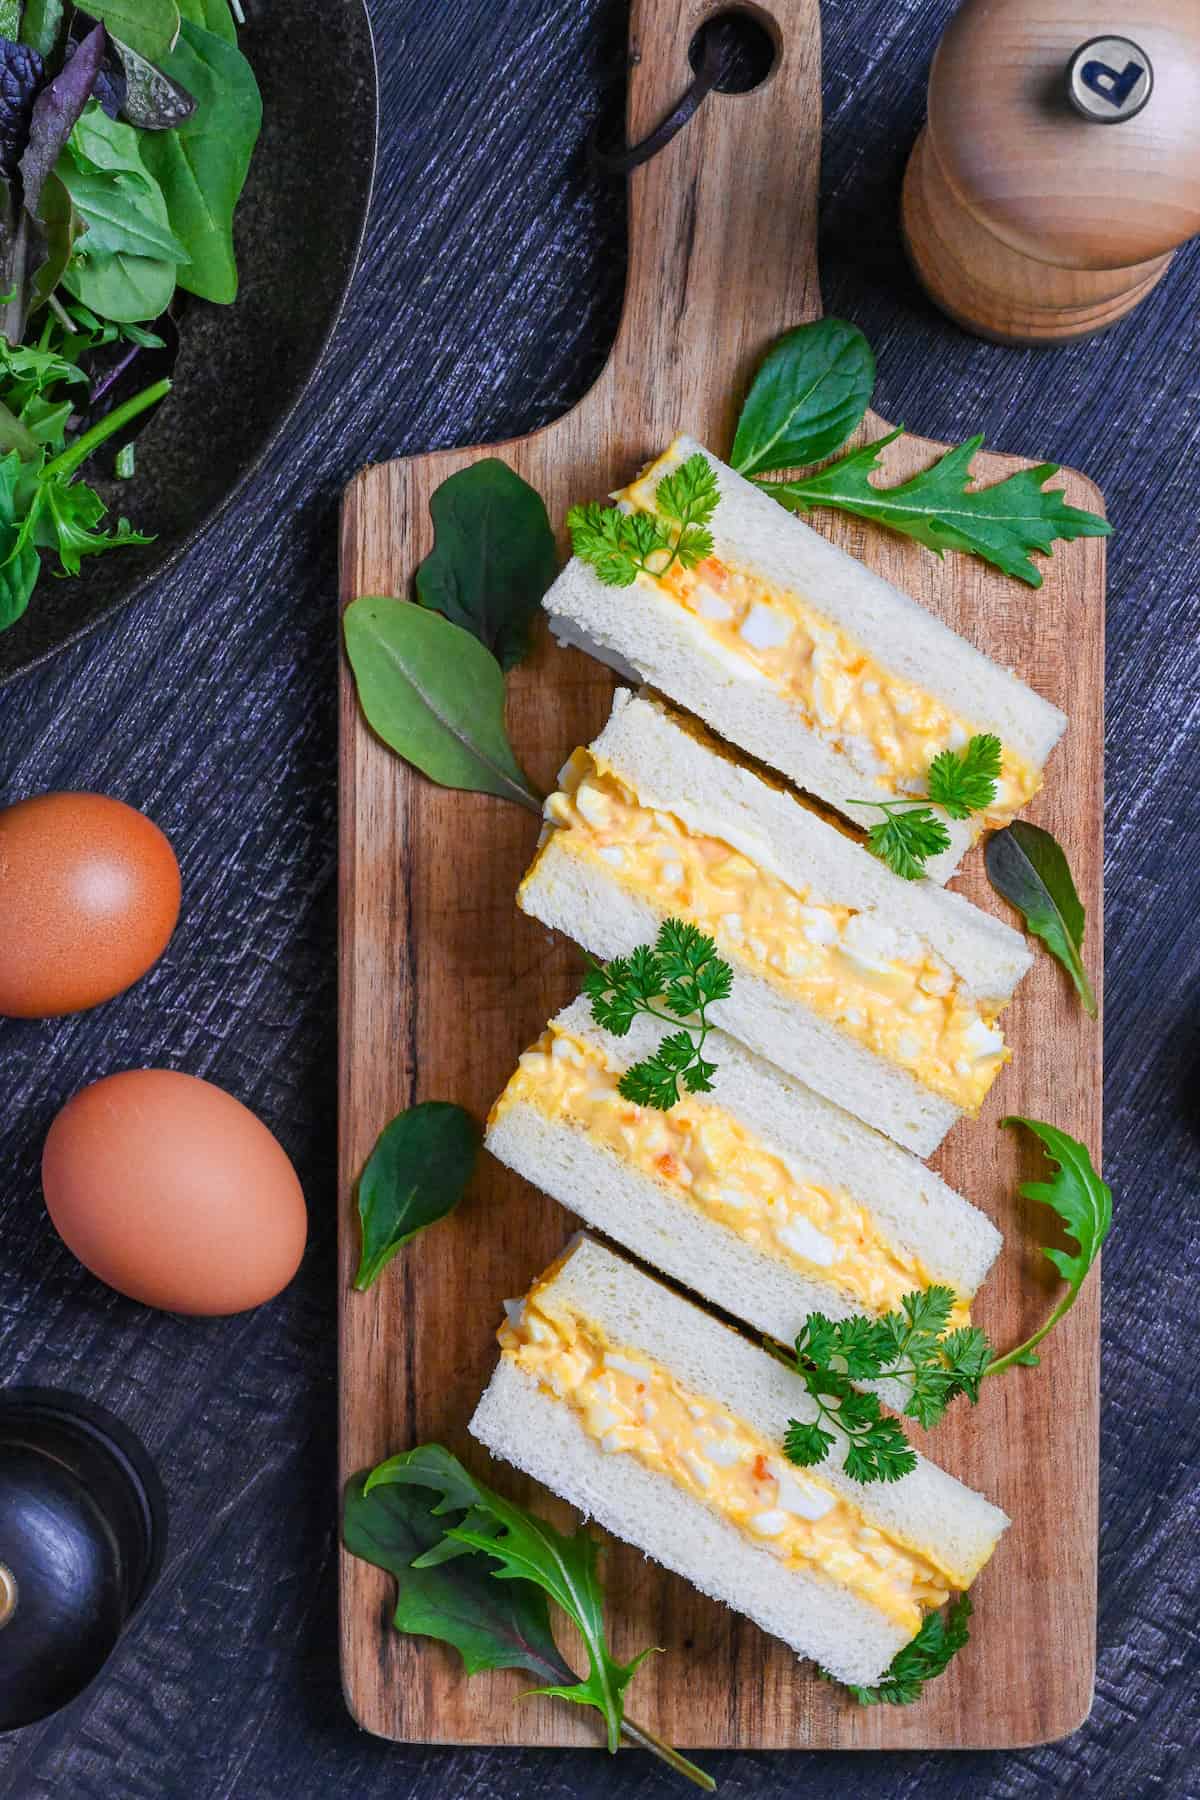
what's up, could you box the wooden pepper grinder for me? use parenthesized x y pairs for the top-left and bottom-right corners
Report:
(901, 0), (1200, 343)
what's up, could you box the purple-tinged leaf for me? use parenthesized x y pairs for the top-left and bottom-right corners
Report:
(0, 38), (47, 179)
(19, 21), (105, 213)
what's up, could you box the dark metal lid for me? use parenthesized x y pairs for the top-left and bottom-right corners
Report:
(0, 1390), (166, 1733)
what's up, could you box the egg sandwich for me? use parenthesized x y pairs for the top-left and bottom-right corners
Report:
(518, 690), (1033, 1156)
(487, 996), (1001, 1378)
(470, 1234), (1009, 1687)
(547, 437), (1066, 879)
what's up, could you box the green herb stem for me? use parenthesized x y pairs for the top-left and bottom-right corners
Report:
(982, 1293), (1077, 1379)
(620, 1718), (716, 1790)
(44, 376), (170, 482)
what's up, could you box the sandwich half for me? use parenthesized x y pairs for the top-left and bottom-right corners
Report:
(470, 1234), (1009, 1687)
(518, 689), (1033, 1156)
(547, 435), (1066, 880)
(488, 997), (1001, 1373)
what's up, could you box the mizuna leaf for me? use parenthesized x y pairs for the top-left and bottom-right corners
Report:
(353, 1101), (480, 1291)
(762, 430), (1110, 587)
(343, 596), (542, 813)
(986, 820), (1097, 1016)
(731, 317), (875, 476)
(416, 459), (557, 670)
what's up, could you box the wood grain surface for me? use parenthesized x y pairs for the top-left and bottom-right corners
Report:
(338, 0), (1103, 1753)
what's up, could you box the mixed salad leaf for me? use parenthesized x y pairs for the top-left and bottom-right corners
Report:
(0, 0), (261, 636)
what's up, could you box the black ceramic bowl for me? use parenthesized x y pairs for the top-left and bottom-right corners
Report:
(0, 0), (378, 686)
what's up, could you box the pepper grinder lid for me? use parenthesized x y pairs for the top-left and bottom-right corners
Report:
(926, 0), (1200, 270)
(0, 1390), (166, 1732)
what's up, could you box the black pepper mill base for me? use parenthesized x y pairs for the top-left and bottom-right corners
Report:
(0, 1389), (167, 1732)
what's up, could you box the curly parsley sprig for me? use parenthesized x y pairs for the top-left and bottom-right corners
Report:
(581, 919), (734, 1111)
(851, 732), (1002, 879)
(567, 451), (720, 588)
(822, 1593), (974, 1706)
(781, 1288), (992, 1484)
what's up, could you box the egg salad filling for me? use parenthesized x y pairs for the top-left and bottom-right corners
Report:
(531, 752), (1010, 1112)
(501, 1293), (958, 1633)
(619, 456), (1040, 829)
(494, 1022), (971, 1322)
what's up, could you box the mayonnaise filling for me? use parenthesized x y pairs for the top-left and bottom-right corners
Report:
(502, 1295), (958, 1632)
(530, 752), (1010, 1112)
(493, 1022), (972, 1321)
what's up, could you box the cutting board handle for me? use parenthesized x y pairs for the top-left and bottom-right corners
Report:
(598, 0), (824, 453)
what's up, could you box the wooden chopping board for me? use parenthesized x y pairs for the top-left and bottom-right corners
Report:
(337, 0), (1104, 1751)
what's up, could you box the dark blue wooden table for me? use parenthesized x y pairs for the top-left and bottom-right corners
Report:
(1, 2), (1197, 1794)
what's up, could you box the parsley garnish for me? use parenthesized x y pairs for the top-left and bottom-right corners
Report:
(823, 1593), (974, 1706)
(581, 919), (733, 1111)
(567, 451), (719, 588)
(781, 1287), (992, 1484)
(851, 732), (1001, 879)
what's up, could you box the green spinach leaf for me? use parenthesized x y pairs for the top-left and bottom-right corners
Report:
(354, 1101), (480, 1291)
(731, 317), (874, 477)
(139, 18), (261, 304)
(343, 596), (542, 812)
(58, 103), (185, 320)
(985, 820), (1097, 1016)
(76, 0), (181, 63)
(416, 459), (557, 670)
(19, 0), (66, 59)
(0, 4), (23, 43)
(176, 0), (237, 42)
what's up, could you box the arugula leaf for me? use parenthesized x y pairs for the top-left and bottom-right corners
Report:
(139, 17), (262, 304)
(986, 1119), (1111, 1375)
(926, 732), (1001, 820)
(343, 596), (542, 812)
(75, 0), (182, 64)
(731, 318), (874, 477)
(831, 1593), (974, 1706)
(582, 918), (733, 1110)
(862, 804), (950, 880)
(353, 1101), (480, 1292)
(32, 473), (151, 571)
(762, 429), (1110, 587)
(0, 451), (41, 629)
(415, 459), (557, 670)
(568, 451), (718, 588)
(985, 820), (1097, 1017)
(343, 1467), (574, 1684)
(346, 1448), (714, 1787)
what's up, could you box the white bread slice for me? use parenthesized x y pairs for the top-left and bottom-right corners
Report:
(546, 435), (1066, 881)
(470, 1235), (1009, 1686)
(488, 997), (1002, 1354)
(518, 690), (1033, 1155)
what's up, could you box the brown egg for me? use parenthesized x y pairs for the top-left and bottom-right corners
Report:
(42, 1071), (308, 1315)
(0, 792), (181, 1018)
